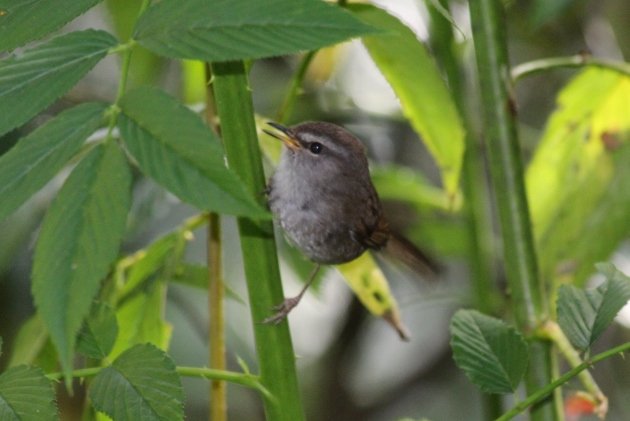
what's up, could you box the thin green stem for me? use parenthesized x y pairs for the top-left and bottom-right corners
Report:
(511, 55), (630, 82)
(212, 61), (304, 421)
(276, 50), (317, 123)
(46, 365), (271, 400)
(538, 321), (608, 417)
(468, 0), (557, 419)
(176, 367), (272, 401)
(497, 341), (630, 421)
(104, 0), (151, 141)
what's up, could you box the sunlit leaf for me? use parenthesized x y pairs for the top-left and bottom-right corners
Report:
(0, 366), (58, 420)
(90, 344), (183, 421)
(450, 309), (528, 394)
(0, 102), (107, 222)
(134, 0), (376, 61)
(0, 30), (117, 136)
(32, 142), (131, 378)
(119, 87), (269, 218)
(348, 4), (465, 197)
(0, 0), (102, 51)
(7, 316), (48, 367)
(109, 282), (172, 360)
(527, 69), (630, 284)
(557, 263), (630, 350)
(337, 252), (409, 339)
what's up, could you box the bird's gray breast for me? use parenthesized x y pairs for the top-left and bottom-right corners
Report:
(269, 163), (366, 264)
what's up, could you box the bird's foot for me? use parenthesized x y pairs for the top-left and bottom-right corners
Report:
(262, 296), (302, 325)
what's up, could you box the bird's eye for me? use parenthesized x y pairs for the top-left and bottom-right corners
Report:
(309, 142), (323, 154)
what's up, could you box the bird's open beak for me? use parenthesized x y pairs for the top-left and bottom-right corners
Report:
(263, 122), (301, 150)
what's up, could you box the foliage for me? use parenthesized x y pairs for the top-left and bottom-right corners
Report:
(0, 0), (629, 420)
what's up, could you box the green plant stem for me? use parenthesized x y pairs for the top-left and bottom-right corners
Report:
(211, 61), (305, 421)
(496, 341), (630, 421)
(276, 50), (317, 123)
(46, 365), (271, 399)
(427, 1), (501, 418)
(105, 0), (151, 141)
(468, 0), (558, 419)
(511, 55), (630, 82)
(538, 321), (608, 416)
(204, 65), (227, 421)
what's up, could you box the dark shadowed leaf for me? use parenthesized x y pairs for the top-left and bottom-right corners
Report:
(134, 0), (376, 61)
(0, 30), (117, 136)
(90, 344), (183, 421)
(450, 310), (528, 394)
(119, 87), (268, 218)
(32, 142), (131, 379)
(0, 0), (102, 51)
(0, 102), (108, 222)
(557, 263), (630, 350)
(0, 365), (58, 420)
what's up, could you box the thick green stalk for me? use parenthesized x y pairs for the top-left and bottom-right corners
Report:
(427, 1), (500, 418)
(211, 61), (305, 421)
(468, 0), (558, 419)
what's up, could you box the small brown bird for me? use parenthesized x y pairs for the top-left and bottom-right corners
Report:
(264, 121), (437, 324)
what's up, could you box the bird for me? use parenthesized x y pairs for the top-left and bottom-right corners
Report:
(263, 121), (437, 324)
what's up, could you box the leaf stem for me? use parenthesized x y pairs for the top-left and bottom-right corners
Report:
(275, 50), (317, 123)
(537, 320), (608, 417)
(497, 341), (630, 421)
(46, 365), (271, 400)
(511, 55), (630, 82)
(105, 0), (152, 141)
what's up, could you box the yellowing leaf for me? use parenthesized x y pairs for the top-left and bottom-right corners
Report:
(337, 252), (409, 339)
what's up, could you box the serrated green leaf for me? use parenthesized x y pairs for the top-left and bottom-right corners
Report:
(0, 30), (117, 137)
(90, 344), (183, 421)
(77, 302), (118, 359)
(0, 0), (102, 52)
(0, 102), (107, 222)
(109, 283), (172, 360)
(0, 365), (58, 420)
(32, 142), (131, 379)
(450, 310), (529, 394)
(118, 87), (268, 218)
(557, 264), (630, 350)
(348, 4), (465, 197)
(133, 0), (376, 62)
(527, 69), (630, 284)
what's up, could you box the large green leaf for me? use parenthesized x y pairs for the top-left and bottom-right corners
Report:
(348, 4), (465, 197)
(527, 69), (630, 284)
(32, 142), (131, 378)
(0, 366), (58, 420)
(90, 344), (183, 421)
(118, 87), (268, 218)
(0, 30), (116, 137)
(0, 0), (102, 52)
(0, 102), (107, 222)
(557, 263), (630, 350)
(450, 309), (529, 394)
(133, 0), (376, 61)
